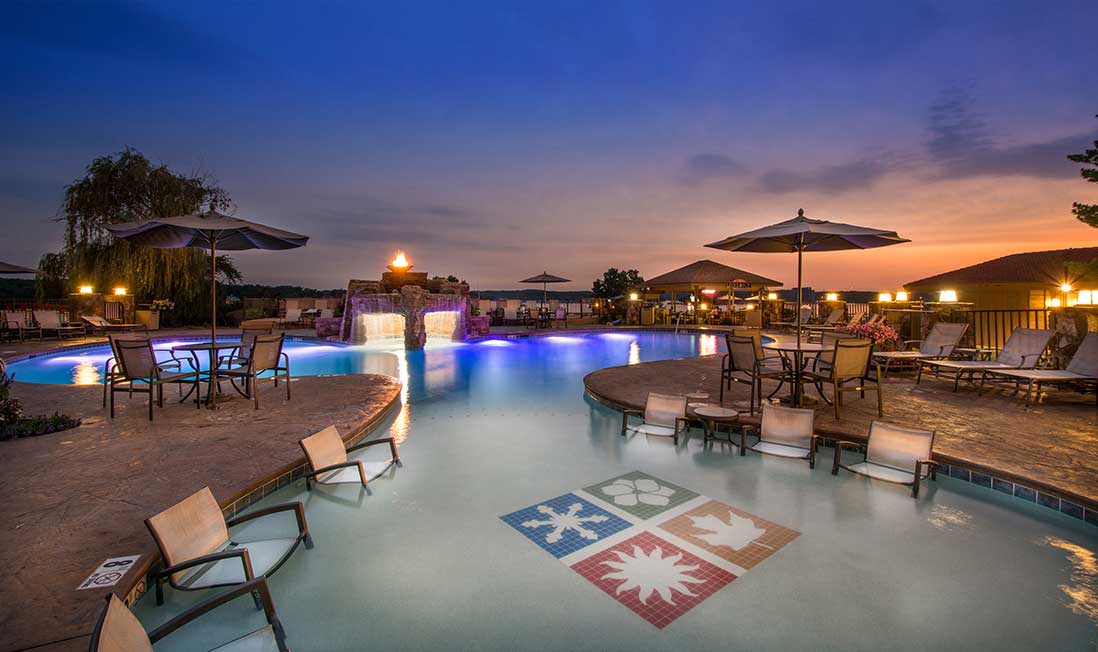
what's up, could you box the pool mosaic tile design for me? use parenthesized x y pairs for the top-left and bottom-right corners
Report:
(500, 493), (633, 558)
(501, 471), (799, 628)
(583, 471), (699, 520)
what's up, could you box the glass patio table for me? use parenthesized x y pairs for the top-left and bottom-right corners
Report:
(171, 341), (242, 406)
(762, 341), (827, 407)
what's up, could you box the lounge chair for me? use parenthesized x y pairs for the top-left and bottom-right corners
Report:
(220, 333), (291, 409)
(982, 332), (1098, 406)
(33, 309), (86, 340)
(744, 403), (820, 468)
(771, 306), (813, 332)
(81, 314), (147, 335)
(802, 337), (882, 419)
(554, 306), (567, 326)
(2, 309), (42, 342)
(832, 421), (937, 498)
(108, 338), (200, 420)
(621, 392), (689, 445)
(916, 327), (1053, 392)
(279, 308), (303, 326)
(145, 486), (312, 605)
(873, 322), (968, 377)
(90, 578), (289, 651)
(720, 333), (790, 414)
(300, 425), (402, 493)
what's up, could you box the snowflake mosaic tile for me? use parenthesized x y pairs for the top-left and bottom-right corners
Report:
(500, 493), (634, 558)
(583, 471), (699, 520)
(500, 472), (799, 629)
(658, 499), (800, 569)
(571, 531), (736, 628)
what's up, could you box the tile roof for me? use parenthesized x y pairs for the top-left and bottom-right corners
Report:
(905, 247), (1098, 289)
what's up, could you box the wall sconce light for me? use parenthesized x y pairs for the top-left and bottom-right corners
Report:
(629, 292), (639, 301)
(78, 285), (93, 294)
(1060, 283), (1073, 293)
(113, 287), (127, 296)
(895, 291), (909, 301)
(938, 290), (958, 302)
(825, 292), (839, 302)
(878, 293), (892, 302)
(767, 292), (778, 300)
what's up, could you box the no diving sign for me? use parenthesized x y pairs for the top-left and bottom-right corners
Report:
(77, 555), (141, 590)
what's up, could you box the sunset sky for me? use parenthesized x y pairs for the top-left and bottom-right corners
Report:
(2, 1), (1096, 293)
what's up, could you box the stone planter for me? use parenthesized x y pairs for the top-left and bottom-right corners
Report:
(135, 310), (160, 331)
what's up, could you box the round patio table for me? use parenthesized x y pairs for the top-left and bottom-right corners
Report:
(171, 342), (241, 406)
(693, 406), (744, 452)
(763, 341), (827, 407)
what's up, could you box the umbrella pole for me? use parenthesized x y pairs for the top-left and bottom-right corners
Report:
(796, 244), (803, 349)
(210, 235), (218, 404)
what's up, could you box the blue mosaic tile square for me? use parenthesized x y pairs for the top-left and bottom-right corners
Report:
(970, 472), (992, 488)
(992, 478), (1014, 496)
(500, 493), (633, 558)
(1060, 501), (1085, 520)
(1084, 509), (1098, 527)
(1014, 485), (1036, 502)
(1037, 492), (1060, 510)
(949, 466), (970, 481)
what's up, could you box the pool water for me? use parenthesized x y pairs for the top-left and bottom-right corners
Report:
(111, 331), (1096, 650)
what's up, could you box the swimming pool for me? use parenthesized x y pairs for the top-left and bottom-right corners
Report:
(104, 331), (1096, 650)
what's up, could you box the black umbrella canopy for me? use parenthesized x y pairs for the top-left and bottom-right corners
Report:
(0, 261), (36, 274)
(705, 209), (909, 348)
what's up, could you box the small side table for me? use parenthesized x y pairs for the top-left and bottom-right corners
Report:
(693, 406), (743, 453)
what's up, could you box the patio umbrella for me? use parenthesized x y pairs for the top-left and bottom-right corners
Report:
(520, 271), (570, 306)
(106, 210), (308, 396)
(0, 261), (36, 274)
(705, 209), (909, 346)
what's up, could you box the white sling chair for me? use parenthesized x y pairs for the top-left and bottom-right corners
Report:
(832, 421), (937, 498)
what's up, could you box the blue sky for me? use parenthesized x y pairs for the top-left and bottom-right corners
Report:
(2, 0), (1096, 291)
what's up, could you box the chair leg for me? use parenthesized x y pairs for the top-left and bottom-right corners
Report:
(875, 369), (883, 416)
(285, 371), (291, 401)
(834, 384), (841, 420)
(253, 375), (260, 410)
(915, 362), (924, 385)
(109, 382), (115, 419)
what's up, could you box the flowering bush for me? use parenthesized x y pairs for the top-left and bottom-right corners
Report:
(151, 299), (176, 312)
(0, 363), (81, 440)
(839, 321), (900, 351)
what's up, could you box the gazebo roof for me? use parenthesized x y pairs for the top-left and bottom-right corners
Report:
(643, 259), (782, 291)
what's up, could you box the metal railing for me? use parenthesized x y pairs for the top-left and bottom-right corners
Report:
(956, 308), (1050, 351)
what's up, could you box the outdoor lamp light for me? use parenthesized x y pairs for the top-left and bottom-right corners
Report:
(878, 292), (892, 302)
(767, 292), (778, 300)
(629, 292), (639, 301)
(896, 291), (909, 301)
(825, 292), (839, 302)
(938, 290), (958, 302)
(387, 251), (411, 272)
(699, 302), (708, 310)
(745, 303), (755, 310)
(1078, 290), (1093, 305)
(78, 285), (93, 294)
(113, 287), (127, 296)
(1045, 297), (1061, 308)
(1060, 283), (1073, 293)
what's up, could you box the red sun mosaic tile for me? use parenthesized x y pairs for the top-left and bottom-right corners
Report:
(570, 530), (736, 628)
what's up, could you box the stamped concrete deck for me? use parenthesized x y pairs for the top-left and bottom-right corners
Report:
(0, 374), (401, 652)
(584, 354), (1098, 512)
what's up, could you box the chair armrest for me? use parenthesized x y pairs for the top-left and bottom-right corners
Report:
(1017, 352), (1044, 367)
(306, 460), (361, 477)
(156, 548), (255, 582)
(347, 436), (399, 460)
(227, 501), (309, 540)
(833, 439), (864, 451)
(148, 577), (280, 644)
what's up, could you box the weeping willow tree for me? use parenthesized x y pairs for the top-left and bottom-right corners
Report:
(38, 148), (241, 325)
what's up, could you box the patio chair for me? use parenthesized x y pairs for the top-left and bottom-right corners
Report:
(102, 335), (186, 408)
(916, 327), (1054, 392)
(217, 326), (274, 369)
(220, 332), (291, 409)
(2, 309), (42, 341)
(832, 421), (937, 498)
(621, 392), (689, 444)
(873, 322), (968, 377)
(89, 578), (289, 651)
(982, 332), (1098, 406)
(300, 425), (402, 493)
(109, 338), (200, 420)
(81, 314), (147, 335)
(33, 309), (86, 340)
(720, 333), (790, 414)
(145, 486), (312, 605)
(554, 306), (567, 326)
(744, 403), (820, 468)
(802, 337), (882, 419)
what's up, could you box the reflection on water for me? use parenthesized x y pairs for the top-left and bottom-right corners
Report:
(1042, 536), (1098, 624)
(72, 360), (102, 385)
(628, 341), (640, 366)
(927, 505), (972, 531)
(699, 334), (718, 356)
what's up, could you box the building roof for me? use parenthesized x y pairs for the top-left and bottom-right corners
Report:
(905, 247), (1098, 290)
(644, 259), (782, 291)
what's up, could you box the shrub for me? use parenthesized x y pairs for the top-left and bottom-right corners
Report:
(839, 321), (900, 351)
(0, 363), (81, 440)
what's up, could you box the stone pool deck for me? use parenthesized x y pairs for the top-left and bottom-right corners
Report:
(0, 374), (401, 652)
(584, 354), (1098, 517)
